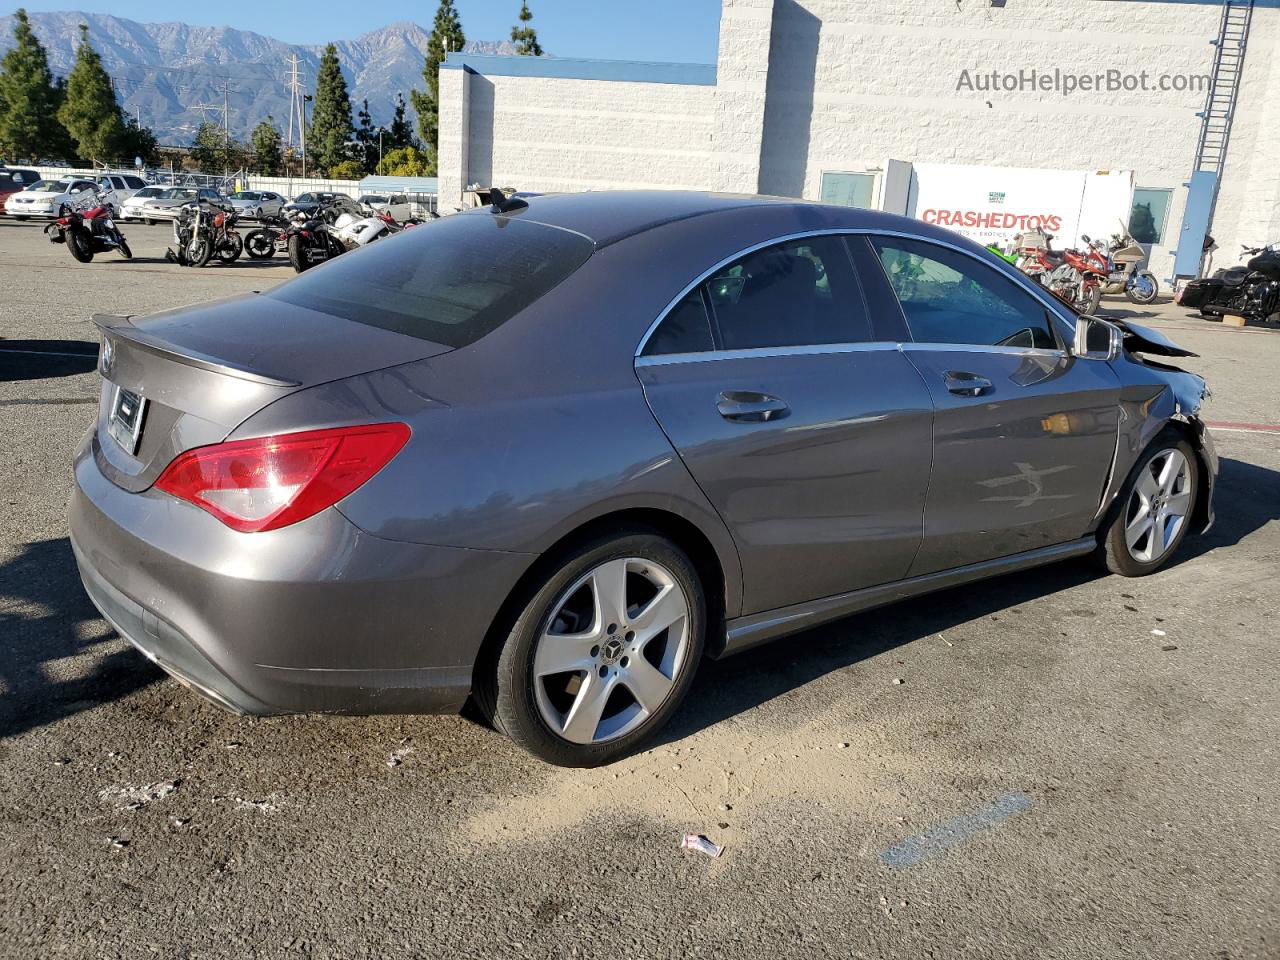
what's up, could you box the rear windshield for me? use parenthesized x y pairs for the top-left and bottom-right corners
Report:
(267, 214), (594, 347)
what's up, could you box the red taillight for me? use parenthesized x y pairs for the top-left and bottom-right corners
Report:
(154, 423), (410, 533)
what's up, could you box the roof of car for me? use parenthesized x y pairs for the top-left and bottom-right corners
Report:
(472, 190), (932, 249)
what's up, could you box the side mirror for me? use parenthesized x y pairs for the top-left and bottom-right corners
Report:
(1073, 315), (1122, 361)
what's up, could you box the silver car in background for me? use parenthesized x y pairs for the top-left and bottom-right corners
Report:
(70, 192), (1216, 766)
(227, 190), (286, 220)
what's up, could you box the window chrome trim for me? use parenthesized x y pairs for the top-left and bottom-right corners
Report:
(636, 340), (899, 367)
(633, 227), (1078, 360)
(899, 342), (1067, 358)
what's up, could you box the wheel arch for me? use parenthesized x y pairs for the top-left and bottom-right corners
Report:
(472, 507), (733, 697)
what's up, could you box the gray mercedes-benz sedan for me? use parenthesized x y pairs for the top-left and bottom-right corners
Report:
(70, 192), (1217, 766)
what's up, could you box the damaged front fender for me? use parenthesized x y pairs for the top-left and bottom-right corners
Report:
(1095, 337), (1217, 535)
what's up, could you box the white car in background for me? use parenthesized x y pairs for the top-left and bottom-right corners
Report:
(226, 190), (286, 219)
(7, 178), (99, 218)
(357, 193), (414, 221)
(6, 173), (145, 219)
(120, 185), (167, 221)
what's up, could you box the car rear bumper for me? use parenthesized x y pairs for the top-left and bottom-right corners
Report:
(69, 432), (534, 715)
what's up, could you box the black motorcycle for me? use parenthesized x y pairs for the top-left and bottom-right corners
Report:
(1179, 243), (1280, 326)
(168, 199), (242, 267)
(283, 203), (345, 273)
(243, 213), (289, 260)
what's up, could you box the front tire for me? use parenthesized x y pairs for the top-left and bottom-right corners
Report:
(287, 235), (310, 272)
(479, 532), (706, 767)
(185, 236), (212, 268)
(116, 237), (132, 259)
(67, 229), (93, 262)
(1125, 271), (1159, 305)
(1095, 435), (1198, 577)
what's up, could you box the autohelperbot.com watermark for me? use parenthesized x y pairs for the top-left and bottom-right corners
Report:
(957, 67), (1210, 96)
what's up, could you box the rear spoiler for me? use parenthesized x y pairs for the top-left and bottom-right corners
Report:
(91, 313), (301, 387)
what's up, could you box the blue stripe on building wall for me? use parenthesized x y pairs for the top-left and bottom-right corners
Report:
(441, 53), (717, 86)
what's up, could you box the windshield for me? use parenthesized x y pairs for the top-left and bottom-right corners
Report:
(159, 188), (196, 200)
(294, 193), (318, 203)
(268, 214), (595, 347)
(231, 191), (260, 200)
(361, 195), (387, 204)
(32, 180), (72, 193)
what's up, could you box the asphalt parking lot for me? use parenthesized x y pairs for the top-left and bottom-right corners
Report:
(1, 216), (1278, 960)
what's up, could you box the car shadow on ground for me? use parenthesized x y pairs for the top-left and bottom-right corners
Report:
(656, 455), (1280, 747)
(0, 537), (162, 740)
(2, 460), (1274, 746)
(0, 340), (98, 382)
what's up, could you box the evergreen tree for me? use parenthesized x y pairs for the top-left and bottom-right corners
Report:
(354, 98), (381, 174)
(511, 3), (543, 57)
(308, 43), (354, 176)
(57, 23), (128, 161)
(387, 92), (416, 149)
(250, 117), (282, 175)
(410, 0), (465, 164)
(0, 9), (73, 161)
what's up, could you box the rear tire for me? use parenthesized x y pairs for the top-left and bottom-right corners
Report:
(477, 532), (706, 767)
(216, 234), (243, 263)
(245, 230), (275, 259)
(1095, 435), (1198, 577)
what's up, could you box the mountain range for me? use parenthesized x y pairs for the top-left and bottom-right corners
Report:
(0, 11), (522, 143)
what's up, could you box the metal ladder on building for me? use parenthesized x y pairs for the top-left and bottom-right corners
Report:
(1193, 0), (1254, 175)
(1174, 0), (1255, 278)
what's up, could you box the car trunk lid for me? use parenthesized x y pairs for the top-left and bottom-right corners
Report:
(92, 294), (451, 492)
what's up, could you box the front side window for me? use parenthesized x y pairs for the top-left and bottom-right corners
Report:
(268, 214), (594, 347)
(870, 236), (1057, 350)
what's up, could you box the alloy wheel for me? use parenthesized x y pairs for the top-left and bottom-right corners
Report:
(532, 557), (691, 745)
(1124, 448), (1192, 564)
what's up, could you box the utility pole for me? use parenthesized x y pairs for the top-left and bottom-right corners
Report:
(283, 54), (309, 178)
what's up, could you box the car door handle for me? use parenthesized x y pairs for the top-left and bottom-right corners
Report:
(943, 371), (993, 397)
(716, 391), (790, 423)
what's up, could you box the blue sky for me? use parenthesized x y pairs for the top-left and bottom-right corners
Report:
(15, 1), (724, 63)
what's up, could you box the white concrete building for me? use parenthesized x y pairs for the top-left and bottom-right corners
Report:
(438, 0), (1278, 281)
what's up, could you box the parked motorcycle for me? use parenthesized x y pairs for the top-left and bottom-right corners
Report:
(1017, 231), (1101, 314)
(169, 199), (242, 267)
(243, 213), (289, 260)
(284, 203), (346, 272)
(1083, 229), (1158, 304)
(43, 189), (132, 262)
(332, 209), (413, 249)
(1178, 243), (1280, 326)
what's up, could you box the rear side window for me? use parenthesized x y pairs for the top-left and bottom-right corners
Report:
(870, 236), (1057, 349)
(642, 289), (713, 355)
(268, 214), (595, 347)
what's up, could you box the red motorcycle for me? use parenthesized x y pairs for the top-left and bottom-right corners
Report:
(44, 188), (132, 263)
(1016, 231), (1101, 314)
